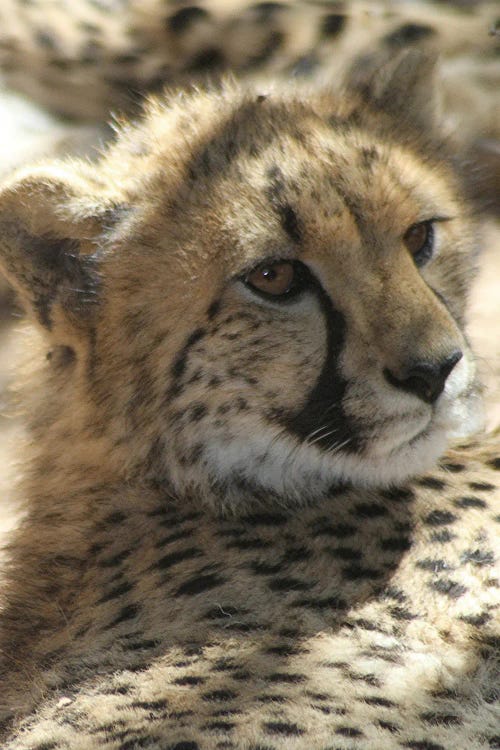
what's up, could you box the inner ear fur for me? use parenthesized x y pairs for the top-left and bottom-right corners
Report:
(0, 163), (117, 337)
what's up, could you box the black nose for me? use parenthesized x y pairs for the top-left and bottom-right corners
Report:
(384, 350), (463, 404)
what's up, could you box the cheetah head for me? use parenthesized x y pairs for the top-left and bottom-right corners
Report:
(0, 53), (483, 512)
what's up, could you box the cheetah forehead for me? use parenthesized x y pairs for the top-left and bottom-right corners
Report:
(102, 83), (462, 275)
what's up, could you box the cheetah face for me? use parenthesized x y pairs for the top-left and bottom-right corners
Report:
(125, 115), (482, 511)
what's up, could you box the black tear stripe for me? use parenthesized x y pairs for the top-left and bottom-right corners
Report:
(284, 282), (362, 453)
(165, 326), (207, 402)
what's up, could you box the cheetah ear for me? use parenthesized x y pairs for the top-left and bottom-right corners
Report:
(348, 49), (440, 133)
(0, 163), (120, 339)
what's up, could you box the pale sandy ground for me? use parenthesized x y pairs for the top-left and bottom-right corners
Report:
(0, 89), (497, 552)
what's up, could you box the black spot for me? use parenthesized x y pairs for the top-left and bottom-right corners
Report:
(453, 496), (487, 509)
(204, 720), (235, 731)
(265, 644), (305, 657)
(189, 403), (208, 422)
(171, 327), (206, 379)
(403, 743), (446, 750)
(226, 538), (271, 551)
(246, 30), (284, 67)
(383, 586), (406, 602)
(421, 712), (462, 726)
(104, 510), (127, 525)
(112, 52), (141, 65)
(439, 461), (465, 473)
(461, 548), (494, 567)
(378, 720), (400, 733)
(48, 58), (72, 71)
(267, 672), (305, 684)
(203, 605), (241, 620)
(321, 13), (346, 38)
(98, 549), (133, 568)
(342, 565), (382, 581)
(424, 510), (457, 526)
(124, 639), (161, 652)
(263, 721), (305, 736)
(430, 530), (456, 543)
(167, 6), (209, 34)
(172, 675), (206, 686)
(233, 397), (248, 411)
(430, 579), (467, 599)
(98, 580), (134, 604)
(380, 487), (415, 503)
(153, 547), (202, 572)
(311, 522), (356, 538)
(202, 690), (237, 702)
(207, 300), (221, 319)
(384, 23), (436, 47)
(418, 477), (446, 490)
(267, 577), (311, 592)
(257, 694), (287, 705)
(469, 481), (495, 491)
(35, 29), (58, 50)
(231, 670), (251, 681)
(380, 536), (411, 552)
(175, 573), (225, 596)
(249, 561), (283, 575)
(328, 547), (362, 561)
(352, 502), (388, 518)
(284, 546), (311, 562)
(292, 595), (346, 611)
(488, 457), (500, 470)
(389, 606), (417, 621)
(359, 146), (378, 170)
(415, 558), (449, 573)
(187, 47), (225, 72)
(336, 726), (363, 737)
(364, 696), (397, 707)
(104, 603), (141, 629)
(460, 612), (490, 626)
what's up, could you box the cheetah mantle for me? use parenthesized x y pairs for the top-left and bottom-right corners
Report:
(0, 22), (498, 750)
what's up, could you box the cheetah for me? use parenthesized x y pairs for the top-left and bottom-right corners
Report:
(0, 2), (498, 750)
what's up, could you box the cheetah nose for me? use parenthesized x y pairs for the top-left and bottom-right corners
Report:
(383, 350), (463, 404)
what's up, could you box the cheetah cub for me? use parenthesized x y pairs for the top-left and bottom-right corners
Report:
(0, 53), (497, 749)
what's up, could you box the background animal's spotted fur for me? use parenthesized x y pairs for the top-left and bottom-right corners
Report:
(0, 2), (498, 749)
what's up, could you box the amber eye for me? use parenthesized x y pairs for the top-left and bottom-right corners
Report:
(403, 221), (435, 267)
(245, 261), (299, 298)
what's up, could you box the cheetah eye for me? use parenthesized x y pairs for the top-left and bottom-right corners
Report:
(244, 260), (309, 300)
(403, 220), (435, 267)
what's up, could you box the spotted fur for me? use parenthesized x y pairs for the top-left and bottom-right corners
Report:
(0, 2), (498, 749)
